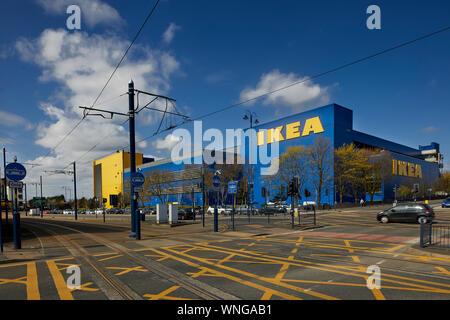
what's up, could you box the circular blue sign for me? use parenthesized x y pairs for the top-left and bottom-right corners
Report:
(131, 172), (145, 187)
(212, 175), (221, 187)
(5, 162), (26, 181)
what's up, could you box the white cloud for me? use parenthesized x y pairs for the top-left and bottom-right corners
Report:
(240, 69), (330, 111)
(162, 23), (181, 44)
(36, 0), (124, 28)
(0, 110), (34, 130)
(16, 28), (180, 198)
(421, 126), (439, 133)
(152, 134), (181, 152)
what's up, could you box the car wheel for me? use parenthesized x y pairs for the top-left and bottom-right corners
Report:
(380, 216), (389, 224)
(417, 216), (428, 224)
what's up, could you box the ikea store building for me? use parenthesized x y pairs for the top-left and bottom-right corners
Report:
(95, 104), (443, 209)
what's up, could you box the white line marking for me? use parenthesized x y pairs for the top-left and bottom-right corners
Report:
(376, 260), (385, 265)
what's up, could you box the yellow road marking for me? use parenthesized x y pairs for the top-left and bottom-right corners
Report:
(26, 262), (40, 300)
(193, 243), (450, 293)
(69, 282), (99, 292)
(98, 254), (123, 262)
(46, 260), (74, 300)
(0, 276), (27, 285)
(163, 246), (339, 300)
(106, 266), (148, 276)
(433, 267), (450, 276)
(151, 248), (302, 300)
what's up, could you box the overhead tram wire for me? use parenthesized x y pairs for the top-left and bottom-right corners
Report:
(63, 24), (450, 169)
(38, 0), (162, 161)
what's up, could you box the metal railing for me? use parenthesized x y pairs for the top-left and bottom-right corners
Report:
(420, 219), (450, 248)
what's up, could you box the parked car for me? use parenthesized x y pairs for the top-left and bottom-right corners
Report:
(207, 206), (226, 214)
(377, 203), (435, 224)
(442, 198), (450, 208)
(178, 208), (195, 220)
(259, 205), (287, 215)
(235, 205), (259, 215)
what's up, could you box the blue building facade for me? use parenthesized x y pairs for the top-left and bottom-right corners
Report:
(124, 104), (441, 207)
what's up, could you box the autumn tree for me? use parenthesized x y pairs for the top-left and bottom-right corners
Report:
(361, 149), (392, 202)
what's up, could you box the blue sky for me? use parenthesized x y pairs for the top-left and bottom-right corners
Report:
(0, 0), (449, 198)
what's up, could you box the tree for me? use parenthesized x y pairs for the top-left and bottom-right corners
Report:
(308, 136), (333, 204)
(398, 185), (412, 200)
(262, 145), (309, 206)
(437, 171), (450, 193)
(334, 143), (358, 204)
(361, 149), (392, 202)
(141, 169), (173, 205)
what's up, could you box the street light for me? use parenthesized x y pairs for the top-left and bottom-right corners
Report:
(242, 111), (259, 129)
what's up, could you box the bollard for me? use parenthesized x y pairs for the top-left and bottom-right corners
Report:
(13, 211), (21, 249)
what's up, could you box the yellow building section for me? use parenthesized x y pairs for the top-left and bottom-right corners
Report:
(93, 151), (144, 209)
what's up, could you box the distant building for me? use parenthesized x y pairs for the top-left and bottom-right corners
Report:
(93, 150), (154, 209)
(96, 104), (443, 207)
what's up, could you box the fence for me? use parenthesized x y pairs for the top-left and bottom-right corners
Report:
(420, 220), (450, 248)
(219, 206), (317, 231)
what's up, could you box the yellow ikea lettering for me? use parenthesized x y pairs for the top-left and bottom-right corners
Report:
(415, 164), (422, 179)
(286, 121), (301, 140)
(397, 161), (408, 176)
(392, 159), (422, 179)
(267, 126), (284, 144)
(392, 159), (397, 175)
(302, 117), (324, 136)
(257, 131), (265, 146)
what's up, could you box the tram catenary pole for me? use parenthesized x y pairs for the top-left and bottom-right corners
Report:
(3, 148), (8, 230)
(40, 176), (43, 218)
(73, 162), (78, 220)
(128, 80), (139, 240)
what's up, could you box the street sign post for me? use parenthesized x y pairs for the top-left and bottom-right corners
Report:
(212, 174), (221, 232)
(228, 181), (238, 231)
(6, 161), (26, 250)
(5, 162), (26, 181)
(131, 172), (145, 187)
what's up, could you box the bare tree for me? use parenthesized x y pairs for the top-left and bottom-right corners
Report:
(308, 136), (333, 204)
(141, 169), (173, 205)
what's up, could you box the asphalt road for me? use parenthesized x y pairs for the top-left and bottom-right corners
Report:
(0, 202), (449, 300)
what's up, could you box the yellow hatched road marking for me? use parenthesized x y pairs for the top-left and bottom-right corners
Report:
(151, 248), (302, 300)
(192, 244), (450, 294)
(163, 246), (339, 300)
(433, 267), (450, 276)
(98, 254), (123, 262)
(143, 286), (196, 300)
(0, 276), (27, 285)
(46, 260), (74, 300)
(106, 266), (148, 276)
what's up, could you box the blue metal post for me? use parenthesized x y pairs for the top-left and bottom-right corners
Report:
(13, 188), (21, 249)
(128, 80), (138, 239)
(214, 191), (218, 232)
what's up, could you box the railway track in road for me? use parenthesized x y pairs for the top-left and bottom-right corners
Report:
(21, 219), (236, 300)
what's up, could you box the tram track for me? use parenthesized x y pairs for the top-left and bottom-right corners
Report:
(21, 219), (237, 300)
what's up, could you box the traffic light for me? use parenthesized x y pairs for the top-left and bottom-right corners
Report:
(304, 189), (311, 198)
(287, 182), (294, 196)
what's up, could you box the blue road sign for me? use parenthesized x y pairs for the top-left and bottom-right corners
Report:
(131, 172), (145, 187)
(212, 175), (221, 188)
(5, 162), (26, 181)
(228, 181), (238, 194)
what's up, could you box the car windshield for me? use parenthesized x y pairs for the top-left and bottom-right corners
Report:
(445, 198), (450, 202)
